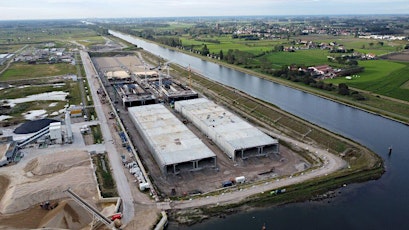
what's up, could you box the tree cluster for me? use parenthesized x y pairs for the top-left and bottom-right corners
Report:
(270, 66), (365, 100)
(155, 37), (182, 47)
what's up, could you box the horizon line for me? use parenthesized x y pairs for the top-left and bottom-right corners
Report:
(1, 13), (409, 22)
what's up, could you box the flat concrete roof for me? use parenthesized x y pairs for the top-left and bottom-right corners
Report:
(175, 98), (278, 155)
(128, 104), (215, 167)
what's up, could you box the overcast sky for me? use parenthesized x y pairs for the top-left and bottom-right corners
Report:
(1, 0), (408, 20)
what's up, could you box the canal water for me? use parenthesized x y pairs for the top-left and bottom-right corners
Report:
(110, 31), (409, 230)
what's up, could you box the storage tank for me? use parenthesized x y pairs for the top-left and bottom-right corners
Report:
(235, 176), (246, 184)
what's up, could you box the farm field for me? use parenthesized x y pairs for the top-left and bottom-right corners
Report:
(326, 60), (409, 101)
(0, 26), (100, 44)
(264, 49), (332, 67)
(0, 63), (77, 81)
(178, 34), (406, 71)
(0, 44), (24, 54)
(292, 35), (405, 55)
(180, 35), (282, 54)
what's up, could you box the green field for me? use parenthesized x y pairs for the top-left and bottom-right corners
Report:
(0, 63), (77, 81)
(180, 35), (282, 55)
(0, 44), (24, 53)
(326, 60), (409, 101)
(76, 35), (106, 47)
(292, 35), (405, 55)
(264, 49), (334, 67)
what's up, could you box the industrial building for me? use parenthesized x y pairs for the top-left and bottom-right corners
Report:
(0, 137), (18, 167)
(49, 122), (63, 144)
(128, 104), (217, 175)
(175, 98), (279, 161)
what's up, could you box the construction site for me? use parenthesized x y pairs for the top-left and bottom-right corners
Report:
(0, 43), (321, 230)
(90, 52), (309, 198)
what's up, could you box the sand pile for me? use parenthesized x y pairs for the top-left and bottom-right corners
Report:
(24, 150), (90, 176)
(0, 150), (98, 214)
(38, 200), (93, 229)
(0, 175), (10, 202)
(0, 199), (94, 229)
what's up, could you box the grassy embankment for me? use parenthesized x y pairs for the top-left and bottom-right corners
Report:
(92, 154), (118, 198)
(90, 124), (103, 144)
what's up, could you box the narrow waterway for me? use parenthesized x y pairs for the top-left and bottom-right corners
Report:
(110, 31), (409, 230)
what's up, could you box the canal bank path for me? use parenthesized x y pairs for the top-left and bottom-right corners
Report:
(157, 134), (347, 210)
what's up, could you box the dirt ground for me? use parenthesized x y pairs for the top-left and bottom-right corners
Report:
(0, 149), (100, 229)
(383, 50), (409, 62)
(92, 56), (145, 73)
(83, 133), (94, 145)
(0, 200), (94, 229)
(0, 175), (9, 203)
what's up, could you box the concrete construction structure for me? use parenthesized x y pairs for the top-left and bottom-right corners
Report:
(175, 98), (279, 161)
(159, 79), (198, 103)
(128, 104), (217, 174)
(105, 70), (132, 82)
(113, 83), (156, 107)
(133, 71), (158, 82)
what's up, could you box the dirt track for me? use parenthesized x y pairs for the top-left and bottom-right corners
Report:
(158, 132), (346, 210)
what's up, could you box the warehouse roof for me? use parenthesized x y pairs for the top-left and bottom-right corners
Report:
(175, 98), (278, 151)
(128, 104), (215, 166)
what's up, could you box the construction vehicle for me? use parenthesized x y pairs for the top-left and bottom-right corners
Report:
(40, 200), (58, 210)
(111, 213), (122, 221)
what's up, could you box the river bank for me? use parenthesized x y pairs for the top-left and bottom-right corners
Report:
(162, 60), (384, 225)
(104, 31), (384, 228)
(121, 32), (408, 125)
(135, 48), (384, 227)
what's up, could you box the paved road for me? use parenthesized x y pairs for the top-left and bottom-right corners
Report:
(80, 51), (135, 224)
(158, 132), (346, 210)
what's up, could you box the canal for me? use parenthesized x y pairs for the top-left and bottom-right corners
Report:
(110, 31), (409, 230)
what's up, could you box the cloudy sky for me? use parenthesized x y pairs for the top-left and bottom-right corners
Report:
(0, 0), (408, 20)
